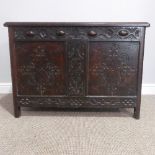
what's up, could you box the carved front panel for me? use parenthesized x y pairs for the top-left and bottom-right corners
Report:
(16, 42), (66, 95)
(67, 39), (87, 96)
(88, 42), (139, 96)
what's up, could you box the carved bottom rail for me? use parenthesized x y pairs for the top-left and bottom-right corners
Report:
(17, 96), (136, 108)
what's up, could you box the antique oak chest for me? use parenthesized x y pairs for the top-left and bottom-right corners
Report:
(4, 22), (150, 118)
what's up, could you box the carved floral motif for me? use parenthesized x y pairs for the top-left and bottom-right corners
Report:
(67, 40), (87, 96)
(16, 43), (65, 95)
(89, 42), (138, 95)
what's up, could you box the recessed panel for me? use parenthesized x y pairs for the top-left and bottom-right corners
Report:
(16, 42), (66, 95)
(88, 42), (139, 96)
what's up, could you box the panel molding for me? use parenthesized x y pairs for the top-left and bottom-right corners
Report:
(0, 83), (155, 95)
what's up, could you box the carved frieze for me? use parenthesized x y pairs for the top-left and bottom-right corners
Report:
(14, 27), (141, 41)
(17, 97), (136, 108)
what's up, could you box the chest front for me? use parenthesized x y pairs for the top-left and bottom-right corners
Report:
(4, 22), (149, 118)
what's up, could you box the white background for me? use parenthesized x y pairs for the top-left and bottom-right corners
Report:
(0, 0), (154, 87)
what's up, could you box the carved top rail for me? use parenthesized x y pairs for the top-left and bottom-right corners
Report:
(12, 27), (142, 41)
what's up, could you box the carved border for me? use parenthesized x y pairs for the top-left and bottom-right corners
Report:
(17, 96), (136, 108)
(14, 27), (141, 41)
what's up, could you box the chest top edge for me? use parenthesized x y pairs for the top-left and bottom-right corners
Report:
(4, 22), (150, 27)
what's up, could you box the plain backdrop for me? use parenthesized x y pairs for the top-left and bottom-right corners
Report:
(0, 0), (154, 84)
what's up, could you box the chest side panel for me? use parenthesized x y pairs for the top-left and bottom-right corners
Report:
(88, 41), (139, 96)
(15, 42), (66, 96)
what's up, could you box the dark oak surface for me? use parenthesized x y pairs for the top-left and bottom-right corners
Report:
(16, 42), (66, 95)
(88, 42), (139, 96)
(4, 22), (150, 118)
